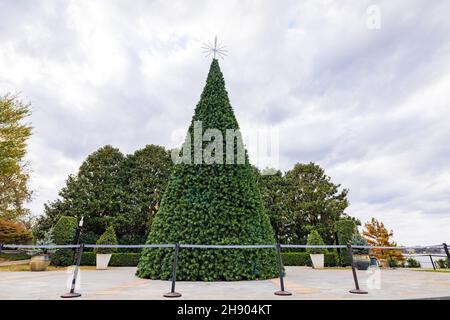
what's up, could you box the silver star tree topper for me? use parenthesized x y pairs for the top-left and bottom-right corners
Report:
(201, 36), (228, 59)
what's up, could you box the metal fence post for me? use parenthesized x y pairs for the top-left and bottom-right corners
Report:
(334, 232), (342, 266)
(429, 255), (436, 270)
(61, 244), (84, 298)
(347, 244), (368, 294)
(164, 243), (182, 298)
(443, 243), (450, 267)
(274, 243), (292, 296)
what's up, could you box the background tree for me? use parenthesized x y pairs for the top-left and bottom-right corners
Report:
(282, 162), (349, 244)
(33, 144), (173, 245)
(335, 219), (357, 265)
(257, 168), (288, 242)
(120, 145), (173, 244)
(0, 94), (32, 222)
(363, 217), (403, 261)
(35, 145), (126, 240)
(51, 216), (77, 266)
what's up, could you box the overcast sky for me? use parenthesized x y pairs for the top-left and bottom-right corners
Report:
(1, 0), (449, 245)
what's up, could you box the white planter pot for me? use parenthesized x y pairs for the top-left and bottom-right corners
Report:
(310, 254), (324, 269)
(96, 254), (112, 270)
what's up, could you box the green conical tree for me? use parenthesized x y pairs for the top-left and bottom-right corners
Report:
(136, 59), (278, 281)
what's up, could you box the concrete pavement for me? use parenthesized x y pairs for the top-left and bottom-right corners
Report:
(0, 266), (449, 300)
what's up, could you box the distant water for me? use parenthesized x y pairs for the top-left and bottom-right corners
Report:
(403, 254), (446, 268)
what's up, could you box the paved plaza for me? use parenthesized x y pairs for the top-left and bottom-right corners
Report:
(0, 266), (449, 300)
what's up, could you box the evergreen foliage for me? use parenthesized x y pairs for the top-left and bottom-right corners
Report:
(335, 219), (357, 265)
(306, 230), (328, 254)
(283, 163), (349, 244)
(350, 232), (369, 254)
(51, 216), (77, 266)
(34, 144), (173, 246)
(94, 226), (118, 254)
(137, 60), (278, 281)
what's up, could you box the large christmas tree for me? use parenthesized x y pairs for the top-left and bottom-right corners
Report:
(136, 59), (278, 281)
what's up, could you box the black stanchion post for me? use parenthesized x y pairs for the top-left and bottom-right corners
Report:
(443, 243), (450, 268)
(429, 255), (436, 270)
(61, 244), (84, 298)
(164, 243), (182, 298)
(347, 244), (368, 294)
(72, 216), (84, 265)
(335, 231), (342, 266)
(274, 243), (292, 296)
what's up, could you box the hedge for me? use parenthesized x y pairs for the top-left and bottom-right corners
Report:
(281, 252), (338, 267)
(81, 252), (140, 266)
(78, 252), (338, 268)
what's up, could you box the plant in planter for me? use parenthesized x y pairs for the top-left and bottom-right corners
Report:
(30, 230), (55, 271)
(94, 226), (118, 270)
(306, 230), (328, 269)
(350, 233), (370, 270)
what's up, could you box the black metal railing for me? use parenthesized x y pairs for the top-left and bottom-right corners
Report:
(1, 242), (449, 299)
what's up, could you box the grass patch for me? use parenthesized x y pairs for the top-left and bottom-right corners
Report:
(0, 264), (97, 272)
(410, 268), (450, 273)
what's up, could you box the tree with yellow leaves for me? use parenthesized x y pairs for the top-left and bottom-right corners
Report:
(362, 218), (403, 261)
(0, 94), (33, 222)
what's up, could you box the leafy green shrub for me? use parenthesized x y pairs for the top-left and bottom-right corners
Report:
(80, 231), (99, 250)
(281, 252), (311, 266)
(281, 252), (337, 267)
(34, 230), (56, 255)
(406, 258), (420, 268)
(110, 253), (140, 266)
(350, 233), (369, 254)
(335, 219), (357, 265)
(306, 230), (327, 254)
(81, 251), (340, 268)
(137, 59), (278, 281)
(325, 252), (339, 267)
(436, 259), (449, 269)
(388, 258), (398, 268)
(81, 252), (140, 266)
(0, 219), (33, 244)
(80, 252), (96, 265)
(94, 226), (118, 254)
(51, 216), (77, 266)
